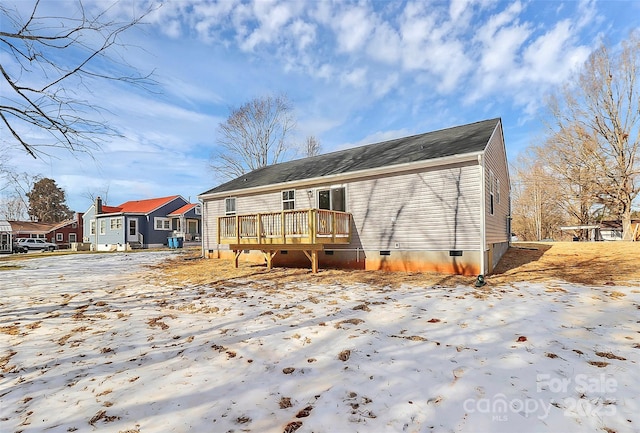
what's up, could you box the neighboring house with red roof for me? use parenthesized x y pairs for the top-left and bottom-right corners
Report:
(9, 214), (84, 248)
(82, 195), (201, 251)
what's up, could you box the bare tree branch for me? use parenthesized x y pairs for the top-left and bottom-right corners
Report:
(541, 31), (640, 239)
(210, 94), (297, 179)
(0, 0), (157, 158)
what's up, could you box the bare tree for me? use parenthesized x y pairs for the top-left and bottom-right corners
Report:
(536, 123), (603, 229)
(544, 32), (640, 239)
(82, 184), (111, 207)
(304, 135), (321, 157)
(0, 170), (34, 220)
(0, 0), (155, 158)
(511, 150), (566, 241)
(210, 94), (296, 179)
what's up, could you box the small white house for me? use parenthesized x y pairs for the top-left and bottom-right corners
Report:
(199, 118), (511, 275)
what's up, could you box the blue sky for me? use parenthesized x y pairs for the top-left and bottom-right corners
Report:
(2, 0), (639, 213)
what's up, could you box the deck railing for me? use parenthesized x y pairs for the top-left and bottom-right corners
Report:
(217, 209), (351, 245)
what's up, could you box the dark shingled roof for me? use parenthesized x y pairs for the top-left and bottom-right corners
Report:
(202, 118), (500, 195)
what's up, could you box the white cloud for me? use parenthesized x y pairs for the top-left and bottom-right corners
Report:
(340, 67), (367, 88)
(333, 5), (375, 53)
(522, 19), (589, 85)
(372, 73), (400, 98)
(240, 0), (295, 51)
(288, 19), (316, 51)
(366, 21), (401, 64)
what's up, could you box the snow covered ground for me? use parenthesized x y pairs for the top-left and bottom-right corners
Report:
(1, 251), (638, 433)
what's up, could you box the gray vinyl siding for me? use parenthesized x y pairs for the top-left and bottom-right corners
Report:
(346, 162), (481, 251)
(483, 124), (510, 244)
(203, 161), (482, 252)
(203, 189), (317, 250)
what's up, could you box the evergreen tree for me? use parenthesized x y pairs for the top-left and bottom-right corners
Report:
(26, 178), (73, 222)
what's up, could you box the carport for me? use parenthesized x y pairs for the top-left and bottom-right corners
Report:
(0, 219), (12, 254)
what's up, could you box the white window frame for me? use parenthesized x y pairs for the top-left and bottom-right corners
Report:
(69, 233), (77, 243)
(154, 217), (171, 230)
(225, 197), (236, 216)
(317, 186), (346, 212)
(56, 233), (63, 242)
(282, 190), (295, 210)
(99, 219), (106, 235)
(110, 217), (122, 230)
(90, 220), (96, 235)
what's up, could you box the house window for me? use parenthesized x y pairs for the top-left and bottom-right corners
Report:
(69, 233), (77, 243)
(99, 220), (106, 235)
(195, 204), (202, 215)
(318, 187), (346, 212)
(282, 190), (295, 210)
(154, 217), (170, 230)
(489, 171), (495, 215)
(72, 222), (77, 229)
(56, 233), (63, 242)
(110, 217), (122, 230)
(90, 220), (96, 235)
(225, 197), (236, 215)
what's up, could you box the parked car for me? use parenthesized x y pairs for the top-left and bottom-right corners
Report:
(16, 238), (58, 251)
(12, 242), (28, 253)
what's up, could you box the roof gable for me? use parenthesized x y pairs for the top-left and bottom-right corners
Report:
(8, 220), (58, 233)
(201, 118), (500, 195)
(167, 203), (198, 216)
(115, 195), (182, 214)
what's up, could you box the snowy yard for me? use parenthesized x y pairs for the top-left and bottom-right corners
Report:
(1, 251), (639, 433)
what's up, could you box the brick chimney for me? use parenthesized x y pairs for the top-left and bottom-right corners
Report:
(95, 197), (103, 215)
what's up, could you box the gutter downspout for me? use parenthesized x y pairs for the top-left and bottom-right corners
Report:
(478, 154), (486, 276)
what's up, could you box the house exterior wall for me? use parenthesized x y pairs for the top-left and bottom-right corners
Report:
(50, 223), (79, 246)
(482, 123), (511, 271)
(82, 205), (97, 243)
(95, 215), (126, 248)
(146, 198), (189, 246)
(203, 159), (490, 275)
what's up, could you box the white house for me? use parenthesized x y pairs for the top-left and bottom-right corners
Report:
(198, 118), (511, 276)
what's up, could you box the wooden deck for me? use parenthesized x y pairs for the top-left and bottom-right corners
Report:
(217, 209), (351, 272)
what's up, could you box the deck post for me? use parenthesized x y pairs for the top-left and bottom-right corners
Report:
(302, 249), (319, 273)
(216, 218), (221, 245)
(235, 215), (240, 244)
(234, 250), (241, 268)
(257, 213), (262, 244)
(309, 209), (316, 243)
(263, 250), (278, 270)
(281, 211), (286, 244)
(331, 212), (336, 242)
(311, 249), (318, 273)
